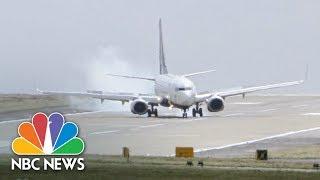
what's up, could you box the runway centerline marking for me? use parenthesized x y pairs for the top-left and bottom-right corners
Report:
(224, 113), (244, 117)
(130, 123), (165, 130)
(90, 130), (120, 135)
(194, 126), (320, 153)
(302, 113), (320, 116)
(259, 108), (278, 112)
(162, 134), (200, 137)
(292, 104), (308, 108)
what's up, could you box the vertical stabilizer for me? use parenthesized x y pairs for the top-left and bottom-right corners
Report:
(159, 19), (168, 74)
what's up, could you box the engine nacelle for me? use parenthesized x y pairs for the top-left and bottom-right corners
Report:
(130, 99), (148, 115)
(207, 96), (225, 112)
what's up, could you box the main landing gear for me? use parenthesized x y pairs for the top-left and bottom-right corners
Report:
(192, 103), (203, 117)
(147, 104), (158, 117)
(182, 108), (188, 118)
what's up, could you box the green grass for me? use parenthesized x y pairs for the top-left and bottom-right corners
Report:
(2, 164), (320, 180)
(1, 155), (320, 180)
(0, 94), (70, 113)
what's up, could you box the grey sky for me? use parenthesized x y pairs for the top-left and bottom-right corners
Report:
(0, 0), (319, 94)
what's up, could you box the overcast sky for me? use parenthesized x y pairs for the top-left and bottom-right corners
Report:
(0, 0), (319, 94)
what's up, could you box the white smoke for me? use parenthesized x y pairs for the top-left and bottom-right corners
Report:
(82, 46), (154, 111)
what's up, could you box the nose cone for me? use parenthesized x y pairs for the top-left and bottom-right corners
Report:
(177, 90), (195, 106)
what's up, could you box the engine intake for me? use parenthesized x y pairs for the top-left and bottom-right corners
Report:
(207, 96), (224, 112)
(131, 99), (148, 115)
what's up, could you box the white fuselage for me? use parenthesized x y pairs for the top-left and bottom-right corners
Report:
(154, 74), (196, 108)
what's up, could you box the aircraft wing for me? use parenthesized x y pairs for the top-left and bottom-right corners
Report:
(195, 65), (308, 102)
(215, 80), (304, 97)
(195, 79), (304, 102)
(105, 73), (155, 81)
(183, 69), (216, 78)
(38, 90), (162, 104)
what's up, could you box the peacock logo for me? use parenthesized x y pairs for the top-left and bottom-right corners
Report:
(12, 112), (85, 155)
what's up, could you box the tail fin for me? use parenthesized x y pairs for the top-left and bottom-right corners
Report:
(159, 19), (168, 74)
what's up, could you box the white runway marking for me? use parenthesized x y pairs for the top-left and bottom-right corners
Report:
(0, 118), (26, 125)
(0, 141), (9, 148)
(86, 123), (138, 128)
(292, 104), (308, 108)
(231, 102), (262, 105)
(302, 113), (320, 116)
(130, 123), (165, 130)
(0, 110), (106, 126)
(90, 130), (120, 135)
(224, 113), (244, 117)
(194, 126), (320, 153)
(164, 134), (200, 137)
(122, 134), (200, 137)
(260, 108), (278, 112)
(180, 118), (206, 122)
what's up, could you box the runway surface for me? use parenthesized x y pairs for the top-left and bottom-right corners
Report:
(1, 95), (320, 156)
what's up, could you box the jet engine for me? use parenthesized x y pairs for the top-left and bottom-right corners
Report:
(207, 96), (225, 112)
(130, 99), (148, 115)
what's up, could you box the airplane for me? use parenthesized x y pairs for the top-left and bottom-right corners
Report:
(40, 19), (306, 118)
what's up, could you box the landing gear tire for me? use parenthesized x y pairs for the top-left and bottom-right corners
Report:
(192, 104), (203, 117)
(147, 109), (152, 117)
(183, 112), (188, 118)
(182, 108), (188, 118)
(154, 108), (158, 117)
(147, 105), (158, 117)
(199, 108), (203, 117)
(192, 108), (196, 117)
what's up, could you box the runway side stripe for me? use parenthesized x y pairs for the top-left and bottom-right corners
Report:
(194, 126), (320, 153)
(0, 118), (26, 125)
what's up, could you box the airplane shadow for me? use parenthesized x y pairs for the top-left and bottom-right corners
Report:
(129, 114), (220, 119)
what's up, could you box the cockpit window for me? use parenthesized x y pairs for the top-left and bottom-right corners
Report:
(176, 87), (192, 91)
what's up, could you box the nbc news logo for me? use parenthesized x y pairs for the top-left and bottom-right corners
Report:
(11, 112), (85, 171)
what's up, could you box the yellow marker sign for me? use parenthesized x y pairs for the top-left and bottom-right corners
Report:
(123, 147), (130, 158)
(175, 147), (194, 158)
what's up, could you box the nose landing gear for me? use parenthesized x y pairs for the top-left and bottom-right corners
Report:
(147, 105), (158, 117)
(192, 103), (203, 117)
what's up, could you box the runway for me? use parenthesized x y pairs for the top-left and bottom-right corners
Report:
(1, 95), (320, 156)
